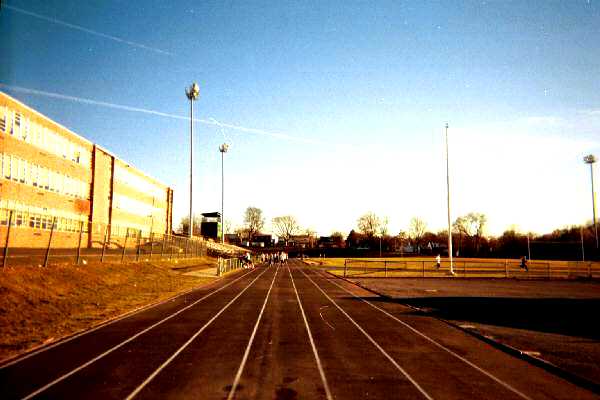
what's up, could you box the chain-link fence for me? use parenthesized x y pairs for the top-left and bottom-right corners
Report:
(0, 208), (242, 268)
(336, 258), (600, 280)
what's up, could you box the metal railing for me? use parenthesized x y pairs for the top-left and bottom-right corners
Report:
(217, 257), (247, 276)
(0, 209), (243, 268)
(336, 258), (600, 280)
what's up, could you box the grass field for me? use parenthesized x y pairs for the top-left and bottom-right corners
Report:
(307, 257), (600, 279)
(0, 257), (218, 362)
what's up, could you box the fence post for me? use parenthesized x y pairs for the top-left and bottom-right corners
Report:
(44, 217), (57, 268)
(169, 235), (174, 260)
(76, 221), (84, 265)
(136, 230), (142, 262)
(149, 232), (154, 260)
(548, 262), (551, 279)
(384, 260), (387, 278)
(3, 210), (13, 269)
(589, 262), (592, 279)
(101, 225), (108, 263)
(160, 234), (166, 260)
(504, 259), (508, 278)
(217, 257), (221, 276)
(344, 259), (347, 277)
(463, 261), (466, 277)
(121, 228), (129, 263)
(422, 260), (425, 277)
(567, 261), (570, 279)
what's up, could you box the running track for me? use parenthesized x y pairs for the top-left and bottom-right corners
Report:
(0, 261), (596, 399)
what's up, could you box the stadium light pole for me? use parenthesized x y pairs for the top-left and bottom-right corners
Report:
(584, 154), (598, 249)
(445, 123), (455, 274)
(185, 83), (200, 239)
(219, 143), (229, 245)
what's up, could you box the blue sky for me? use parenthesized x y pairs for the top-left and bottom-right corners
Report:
(1, 0), (599, 236)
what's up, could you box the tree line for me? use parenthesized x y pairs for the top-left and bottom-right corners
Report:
(178, 208), (598, 260)
(350, 212), (598, 260)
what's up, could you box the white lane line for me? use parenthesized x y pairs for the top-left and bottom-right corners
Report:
(20, 268), (259, 400)
(317, 271), (533, 400)
(299, 268), (433, 400)
(288, 267), (334, 400)
(1, 270), (251, 370)
(226, 266), (279, 400)
(126, 267), (272, 400)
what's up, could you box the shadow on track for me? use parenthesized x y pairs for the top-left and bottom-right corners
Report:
(350, 296), (600, 339)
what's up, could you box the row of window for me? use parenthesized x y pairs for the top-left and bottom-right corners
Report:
(0, 105), (91, 168)
(1, 153), (89, 199)
(113, 193), (164, 218)
(0, 202), (88, 233)
(0, 204), (156, 238)
(114, 165), (166, 199)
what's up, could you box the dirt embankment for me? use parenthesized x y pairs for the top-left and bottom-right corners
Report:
(0, 258), (217, 362)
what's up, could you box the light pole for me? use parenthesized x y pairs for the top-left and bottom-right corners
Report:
(219, 143), (229, 244)
(445, 123), (455, 274)
(185, 83), (200, 239)
(584, 154), (598, 249)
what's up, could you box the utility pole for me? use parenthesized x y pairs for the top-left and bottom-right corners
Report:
(583, 155), (598, 248)
(445, 123), (454, 274)
(185, 82), (200, 239)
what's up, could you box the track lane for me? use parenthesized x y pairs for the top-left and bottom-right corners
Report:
(305, 265), (598, 400)
(288, 262), (429, 399)
(124, 266), (278, 400)
(229, 265), (332, 400)
(227, 265), (280, 399)
(3, 259), (598, 400)
(3, 267), (264, 400)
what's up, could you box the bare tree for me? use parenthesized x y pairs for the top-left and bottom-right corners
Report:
(272, 215), (300, 244)
(453, 212), (487, 254)
(331, 231), (345, 246)
(357, 212), (381, 238)
(378, 217), (389, 237)
(331, 231), (344, 239)
(244, 207), (264, 241)
(408, 217), (427, 250)
(378, 217), (389, 257)
(223, 219), (232, 235)
(178, 216), (202, 236)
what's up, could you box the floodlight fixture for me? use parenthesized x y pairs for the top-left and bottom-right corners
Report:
(185, 82), (200, 101)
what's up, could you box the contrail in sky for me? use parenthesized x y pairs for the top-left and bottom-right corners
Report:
(0, 84), (323, 145)
(3, 4), (172, 56)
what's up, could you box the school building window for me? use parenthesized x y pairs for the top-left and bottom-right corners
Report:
(0, 106), (6, 132)
(0, 153), (90, 199)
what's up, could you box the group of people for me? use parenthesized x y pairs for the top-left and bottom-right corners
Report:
(260, 251), (288, 266)
(241, 252), (254, 269)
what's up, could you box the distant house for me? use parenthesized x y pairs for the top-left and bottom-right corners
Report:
(289, 234), (315, 248)
(225, 233), (241, 245)
(251, 234), (273, 248)
(318, 235), (345, 248)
